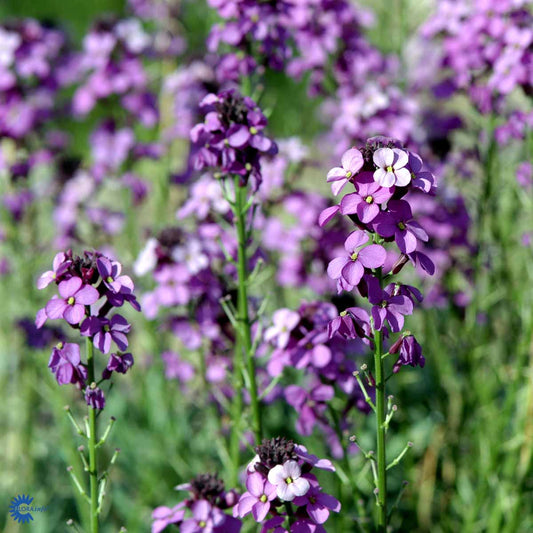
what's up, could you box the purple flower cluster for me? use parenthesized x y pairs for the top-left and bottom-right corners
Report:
(152, 473), (241, 533)
(190, 89), (277, 190)
(36, 250), (140, 408)
(264, 302), (370, 458)
(206, 0), (372, 92)
(320, 136), (435, 371)
(0, 20), (67, 140)
(134, 224), (243, 400)
(71, 17), (157, 125)
(235, 438), (340, 531)
(421, 0), (533, 113)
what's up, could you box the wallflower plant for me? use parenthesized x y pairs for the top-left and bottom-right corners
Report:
(36, 250), (140, 532)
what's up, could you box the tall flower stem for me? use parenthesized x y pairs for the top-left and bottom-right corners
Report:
(373, 269), (387, 531)
(229, 177), (263, 481)
(373, 327), (387, 530)
(86, 338), (99, 533)
(234, 177), (262, 441)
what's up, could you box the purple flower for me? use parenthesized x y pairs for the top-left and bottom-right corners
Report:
(293, 485), (341, 524)
(340, 180), (393, 223)
(327, 307), (371, 341)
(37, 252), (71, 289)
(516, 161), (532, 189)
(102, 352), (134, 379)
(45, 277), (99, 325)
(152, 503), (186, 533)
(264, 308), (300, 349)
(85, 385), (106, 409)
(368, 280), (414, 332)
(326, 148), (363, 196)
(285, 384), (334, 436)
(161, 351), (196, 382)
(391, 334), (425, 372)
(80, 314), (131, 354)
(293, 334), (332, 370)
(267, 460), (310, 501)
(97, 257), (134, 294)
(374, 200), (428, 254)
(372, 147), (411, 187)
(180, 500), (222, 533)
(294, 445), (335, 472)
(408, 152), (436, 193)
(236, 472), (277, 522)
(48, 342), (87, 387)
(190, 89), (276, 190)
(327, 231), (386, 287)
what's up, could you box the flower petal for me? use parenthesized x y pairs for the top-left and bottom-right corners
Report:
(58, 277), (82, 298)
(341, 148), (363, 174)
(359, 244), (387, 269)
(327, 257), (348, 280)
(290, 477), (310, 497)
(341, 260), (364, 286)
(268, 464), (286, 486)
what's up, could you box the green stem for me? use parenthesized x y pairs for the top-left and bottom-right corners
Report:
(234, 177), (262, 443)
(86, 338), (99, 533)
(229, 177), (262, 483)
(374, 326), (387, 531)
(373, 267), (387, 531)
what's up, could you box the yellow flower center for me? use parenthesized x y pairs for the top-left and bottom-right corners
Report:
(386, 165), (393, 173)
(285, 477), (293, 484)
(107, 276), (114, 283)
(365, 195), (373, 204)
(199, 521), (206, 527)
(340, 310), (347, 317)
(397, 222), (406, 230)
(67, 297), (75, 305)
(260, 494), (267, 503)
(351, 252), (359, 261)
(345, 170), (352, 178)
(250, 126), (258, 135)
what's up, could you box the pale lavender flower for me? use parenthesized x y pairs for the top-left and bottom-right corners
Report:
(264, 309), (300, 349)
(372, 147), (411, 187)
(327, 231), (386, 288)
(44, 277), (99, 325)
(236, 472), (277, 522)
(267, 460), (310, 501)
(326, 148), (364, 196)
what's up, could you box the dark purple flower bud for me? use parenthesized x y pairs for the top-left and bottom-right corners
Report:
(102, 352), (134, 380)
(393, 334), (425, 372)
(85, 384), (106, 409)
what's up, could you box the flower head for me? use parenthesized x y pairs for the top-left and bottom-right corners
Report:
(372, 147), (411, 187)
(45, 277), (99, 325)
(267, 460), (310, 501)
(48, 342), (87, 387)
(327, 231), (386, 288)
(326, 148), (364, 196)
